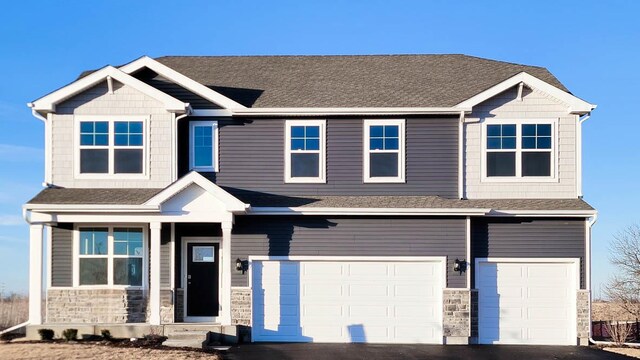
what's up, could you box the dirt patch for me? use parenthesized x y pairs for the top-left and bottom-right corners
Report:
(0, 342), (222, 360)
(604, 347), (640, 359)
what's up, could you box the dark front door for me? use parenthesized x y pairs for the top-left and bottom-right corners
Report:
(186, 242), (219, 318)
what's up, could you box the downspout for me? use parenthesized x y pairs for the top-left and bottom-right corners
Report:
(585, 214), (638, 346)
(172, 105), (192, 181)
(458, 112), (464, 199)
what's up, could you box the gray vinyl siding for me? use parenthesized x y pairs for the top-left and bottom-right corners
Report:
(178, 117), (459, 198)
(51, 224), (73, 287)
(230, 216), (467, 288)
(471, 218), (586, 289)
(160, 224), (172, 288)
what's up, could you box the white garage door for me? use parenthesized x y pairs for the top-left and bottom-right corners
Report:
(476, 259), (578, 345)
(251, 258), (444, 344)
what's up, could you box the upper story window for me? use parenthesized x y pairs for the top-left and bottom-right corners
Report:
(484, 120), (555, 180)
(77, 226), (145, 287)
(363, 119), (405, 183)
(76, 116), (146, 177)
(285, 120), (326, 183)
(189, 121), (218, 172)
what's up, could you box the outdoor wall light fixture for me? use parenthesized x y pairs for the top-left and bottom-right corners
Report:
(235, 258), (243, 272)
(453, 258), (467, 273)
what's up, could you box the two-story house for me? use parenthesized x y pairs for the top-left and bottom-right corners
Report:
(22, 55), (596, 346)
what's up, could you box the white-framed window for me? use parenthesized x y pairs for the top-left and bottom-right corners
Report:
(284, 120), (326, 183)
(74, 225), (147, 288)
(189, 120), (218, 172)
(482, 119), (557, 182)
(75, 116), (147, 178)
(363, 119), (405, 183)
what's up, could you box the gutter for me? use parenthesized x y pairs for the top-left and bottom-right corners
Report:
(231, 107), (472, 117)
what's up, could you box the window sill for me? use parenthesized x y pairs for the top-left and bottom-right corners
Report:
(60, 285), (145, 290)
(285, 177), (327, 184)
(480, 176), (559, 183)
(363, 177), (406, 184)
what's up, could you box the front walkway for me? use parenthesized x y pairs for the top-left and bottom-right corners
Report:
(226, 343), (633, 360)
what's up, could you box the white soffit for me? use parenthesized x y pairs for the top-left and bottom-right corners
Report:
(119, 56), (247, 110)
(455, 72), (596, 114)
(28, 66), (188, 113)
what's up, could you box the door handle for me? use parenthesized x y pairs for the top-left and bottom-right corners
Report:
(187, 274), (192, 279)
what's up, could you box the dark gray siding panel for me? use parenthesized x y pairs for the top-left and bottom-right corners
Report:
(51, 224), (73, 287)
(160, 223), (172, 288)
(471, 218), (586, 289)
(231, 216), (466, 288)
(178, 117), (459, 197)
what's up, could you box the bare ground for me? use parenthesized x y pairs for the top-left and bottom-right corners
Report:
(0, 342), (222, 360)
(604, 347), (640, 359)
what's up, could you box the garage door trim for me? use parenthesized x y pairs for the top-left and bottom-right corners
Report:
(475, 257), (580, 345)
(249, 256), (447, 344)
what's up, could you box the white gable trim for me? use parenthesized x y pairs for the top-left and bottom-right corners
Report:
(144, 171), (248, 213)
(28, 66), (188, 113)
(455, 72), (596, 114)
(120, 56), (246, 110)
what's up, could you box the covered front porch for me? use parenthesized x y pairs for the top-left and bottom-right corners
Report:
(24, 172), (249, 328)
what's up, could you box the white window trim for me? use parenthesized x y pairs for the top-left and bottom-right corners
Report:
(284, 119), (326, 183)
(363, 119), (406, 183)
(74, 115), (149, 179)
(189, 120), (219, 172)
(72, 224), (149, 289)
(480, 118), (558, 183)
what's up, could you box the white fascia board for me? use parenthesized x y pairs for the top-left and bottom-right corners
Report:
(144, 171), (248, 213)
(248, 207), (489, 216)
(23, 203), (160, 212)
(455, 72), (596, 114)
(231, 107), (471, 116)
(487, 209), (597, 217)
(119, 56), (246, 110)
(29, 66), (188, 113)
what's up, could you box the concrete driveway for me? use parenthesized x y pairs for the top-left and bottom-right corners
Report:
(226, 343), (633, 360)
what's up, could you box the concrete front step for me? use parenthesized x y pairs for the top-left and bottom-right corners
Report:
(163, 338), (206, 349)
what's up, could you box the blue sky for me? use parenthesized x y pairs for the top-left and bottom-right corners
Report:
(0, 0), (637, 296)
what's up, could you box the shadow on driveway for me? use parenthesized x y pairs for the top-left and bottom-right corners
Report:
(226, 343), (634, 360)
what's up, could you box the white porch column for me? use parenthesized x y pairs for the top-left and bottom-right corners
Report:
(220, 221), (233, 325)
(149, 222), (162, 325)
(29, 224), (44, 325)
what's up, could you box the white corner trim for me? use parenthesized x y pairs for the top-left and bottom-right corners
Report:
(119, 56), (246, 110)
(144, 171), (248, 213)
(455, 72), (596, 114)
(189, 120), (219, 172)
(363, 119), (406, 183)
(29, 66), (188, 113)
(284, 119), (326, 184)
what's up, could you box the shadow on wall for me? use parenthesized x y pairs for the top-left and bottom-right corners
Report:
(347, 324), (367, 343)
(252, 218), (337, 343)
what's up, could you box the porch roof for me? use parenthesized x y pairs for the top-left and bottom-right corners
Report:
(27, 187), (594, 212)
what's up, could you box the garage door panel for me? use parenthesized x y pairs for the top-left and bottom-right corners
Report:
(253, 259), (443, 344)
(348, 263), (390, 277)
(477, 261), (577, 345)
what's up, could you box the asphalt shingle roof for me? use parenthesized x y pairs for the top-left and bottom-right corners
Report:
(27, 188), (162, 205)
(151, 54), (568, 108)
(27, 188), (593, 212)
